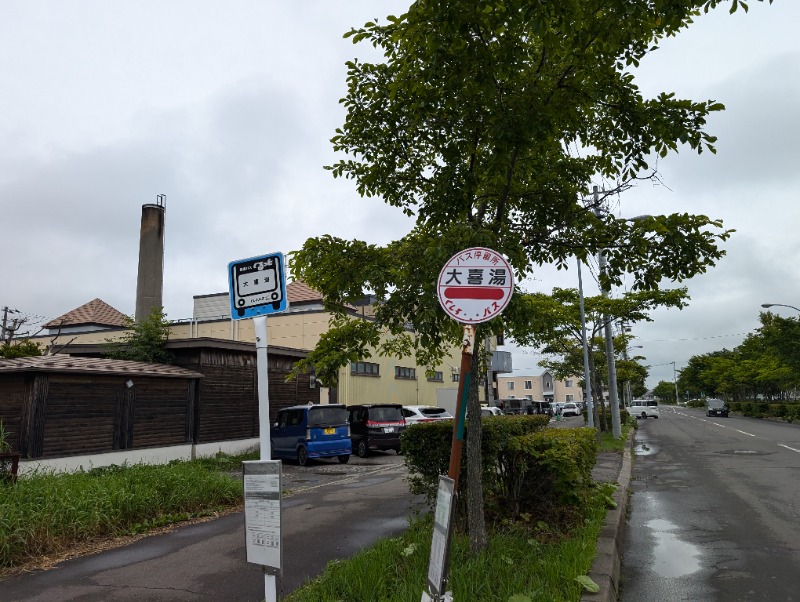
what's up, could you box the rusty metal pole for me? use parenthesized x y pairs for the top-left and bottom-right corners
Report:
(448, 325), (475, 491)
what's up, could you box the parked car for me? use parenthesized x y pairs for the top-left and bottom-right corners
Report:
(561, 402), (581, 417)
(401, 405), (453, 424)
(481, 406), (504, 417)
(629, 399), (659, 419)
(270, 404), (351, 466)
(348, 404), (406, 457)
(503, 398), (534, 415)
(706, 398), (729, 417)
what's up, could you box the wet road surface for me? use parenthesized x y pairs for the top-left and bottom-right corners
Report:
(0, 451), (424, 601)
(621, 406), (800, 601)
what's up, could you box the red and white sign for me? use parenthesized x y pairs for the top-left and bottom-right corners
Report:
(437, 247), (514, 324)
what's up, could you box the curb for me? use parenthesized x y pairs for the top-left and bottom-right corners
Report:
(581, 430), (634, 602)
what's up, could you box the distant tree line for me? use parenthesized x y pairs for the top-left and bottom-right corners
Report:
(677, 311), (800, 401)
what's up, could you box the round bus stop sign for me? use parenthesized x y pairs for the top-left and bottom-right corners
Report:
(437, 247), (514, 324)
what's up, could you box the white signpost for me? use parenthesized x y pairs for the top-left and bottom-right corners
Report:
(228, 251), (288, 602)
(425, 247), (515, 602)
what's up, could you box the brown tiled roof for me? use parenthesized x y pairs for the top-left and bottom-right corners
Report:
(286, 280), (323, 304)
(44, 299), (129, 329)
(0, 355), (203, 379)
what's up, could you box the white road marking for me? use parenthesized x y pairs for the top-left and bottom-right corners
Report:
(735, 429), (756, 437)
(778, 444), (800, 454)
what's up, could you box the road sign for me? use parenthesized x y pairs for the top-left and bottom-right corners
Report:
(436, 247), (514, 323)
(243, 460), (282, 571)
(228, 252), (287, 320)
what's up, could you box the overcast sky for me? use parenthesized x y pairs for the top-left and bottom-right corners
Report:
(2, 1), (798, 389)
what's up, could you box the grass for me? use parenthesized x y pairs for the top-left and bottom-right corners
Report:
(284, 482), (616, 602)
(0, 443), (622, 599)
(598, 418), (634, 453)
(0, 452), (256, 569)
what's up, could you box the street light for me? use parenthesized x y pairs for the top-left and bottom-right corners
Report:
(591, 185), (652, 438)
(761, 303), (800, 313)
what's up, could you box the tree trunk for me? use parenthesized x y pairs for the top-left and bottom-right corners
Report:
(588, 349), (607, 431)
(465, 334), (487, 553)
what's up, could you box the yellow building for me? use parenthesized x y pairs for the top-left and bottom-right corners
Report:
(35, 282), (485, 409)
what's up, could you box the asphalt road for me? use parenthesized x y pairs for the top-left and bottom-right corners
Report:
(621, 406), (800, 601)
(0, 451), (425, 601)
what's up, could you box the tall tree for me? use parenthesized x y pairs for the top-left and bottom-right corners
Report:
(291, 0), (768, 551)
(521, 287), (682, 428)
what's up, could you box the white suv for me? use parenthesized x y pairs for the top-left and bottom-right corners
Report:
(561, 402), (581, 417)
(629, 399), (659, 419)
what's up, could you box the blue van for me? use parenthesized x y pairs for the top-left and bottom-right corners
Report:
(270, 404), (351, 466)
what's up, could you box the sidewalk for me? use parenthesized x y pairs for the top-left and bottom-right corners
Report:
(581, 430), (634, 602)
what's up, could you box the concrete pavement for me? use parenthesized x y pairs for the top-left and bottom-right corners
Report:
(582, 429), (634, 602)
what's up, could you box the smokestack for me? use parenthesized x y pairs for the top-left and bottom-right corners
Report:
(135, 194), (166, 322)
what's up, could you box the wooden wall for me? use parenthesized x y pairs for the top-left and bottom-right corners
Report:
(0, 346), (318, 459)
(0, 373), (25, 452)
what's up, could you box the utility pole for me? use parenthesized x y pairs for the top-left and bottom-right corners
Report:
(485, 334), (495, 406)
(594, 186), (622, 439)
(1, 306), (24, 346)
(672, 362), (680, 404)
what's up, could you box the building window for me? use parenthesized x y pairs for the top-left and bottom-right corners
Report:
(507, 381), (515, 390)
(565, 379), (574, 388)
(566, 394), (574, 402)
(427, 371), (444, 382)
(395, 366), (416, 380)
(451, 370), (460, 382)
(525, 395), (532, 400)
(524, 380), (532, 390)
(351, 361), (380, 376)
(309, 375), (317, 388)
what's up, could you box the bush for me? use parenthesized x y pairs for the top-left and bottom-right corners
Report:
(495, 428), (598, 527)
(402, 415), (599, 531)
(771, 404), (787, 418)
(401, 415), (550, 508)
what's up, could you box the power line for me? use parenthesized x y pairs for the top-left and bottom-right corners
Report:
(634, 332), (752, 343)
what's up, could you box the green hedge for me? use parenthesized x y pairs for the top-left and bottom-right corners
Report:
(401, 415), (600, 530)
(496, 428), (598, 526)
(401, 415), (550, 507)
(726, 400), (800, 421)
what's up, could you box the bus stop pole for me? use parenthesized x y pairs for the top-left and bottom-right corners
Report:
(448, 325), (475, 491)
(254, 315), (277, 602)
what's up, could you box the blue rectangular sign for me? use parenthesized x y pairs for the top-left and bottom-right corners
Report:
(228, 252), (288, 320)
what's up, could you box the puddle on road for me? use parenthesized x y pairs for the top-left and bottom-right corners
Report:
(647, 518), (702, 578)
(634, 440), (659, 456)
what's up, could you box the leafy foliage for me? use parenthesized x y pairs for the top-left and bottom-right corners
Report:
(292, 0), (773, 547)
(401, 416), (600, 529)
(678, 310), (800, 401)
(401, 416), (549, 509)
(652, 380), (677, 402)
(104, 307), (174, 364)
(0, 340), (42, 359)
(498, 428), (598, 525)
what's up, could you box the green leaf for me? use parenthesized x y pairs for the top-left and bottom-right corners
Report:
(576, 575), (600, 593)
